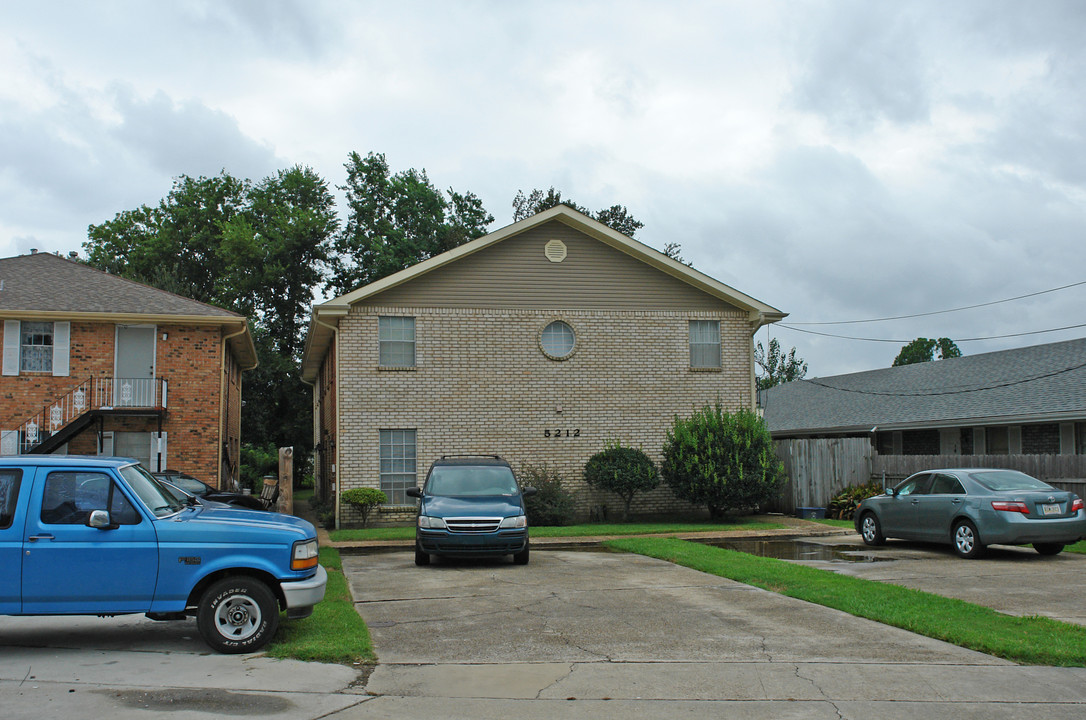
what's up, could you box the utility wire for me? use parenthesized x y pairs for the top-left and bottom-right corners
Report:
(787, 280), (1086, 326)
(776, 321), (1086, 344)
(799, 358), (1086, 398)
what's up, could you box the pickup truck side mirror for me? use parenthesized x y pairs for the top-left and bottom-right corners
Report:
(405, 487), (423, 499)
(87, 509), (117, 530)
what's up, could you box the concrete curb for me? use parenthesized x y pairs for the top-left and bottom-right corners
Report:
(302, 510), (855, 555)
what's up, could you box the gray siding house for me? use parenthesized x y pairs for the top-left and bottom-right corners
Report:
(302, 206), (786, 526)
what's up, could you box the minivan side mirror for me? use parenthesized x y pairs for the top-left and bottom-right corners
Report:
(405, 487), (423, 499)
(522, 486), (538, 497)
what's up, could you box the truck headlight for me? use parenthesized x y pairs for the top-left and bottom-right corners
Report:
(291, 539), (319, 571)
(418, 516), (447, 530)
(500, 515), (527, 529)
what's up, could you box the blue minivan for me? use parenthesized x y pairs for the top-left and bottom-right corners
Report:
(406, 456), (536, 566)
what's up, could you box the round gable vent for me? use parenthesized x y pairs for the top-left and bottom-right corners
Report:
(544, 239), (567, 263)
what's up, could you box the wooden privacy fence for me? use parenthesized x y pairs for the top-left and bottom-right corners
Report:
(771, 441), (1086, 514)
(771, 438), (873, 514)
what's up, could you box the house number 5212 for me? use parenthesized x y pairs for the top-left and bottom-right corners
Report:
(544, 429), (581, 438)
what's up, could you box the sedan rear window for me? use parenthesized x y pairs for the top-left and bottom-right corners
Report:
(970, 470), (1055, 492)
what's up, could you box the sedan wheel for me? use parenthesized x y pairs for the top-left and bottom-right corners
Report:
(952, 520), (985, 559)
(859, 513), (885, 546)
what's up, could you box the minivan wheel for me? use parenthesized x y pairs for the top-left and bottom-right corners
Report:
(1034, 542), (1065, 556)
(952, 520), (985, 559)
(414, 546), (431, 566)
(512, 544), (530, 565)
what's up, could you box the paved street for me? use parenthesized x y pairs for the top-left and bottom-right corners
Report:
(5, 538), (1086, 719)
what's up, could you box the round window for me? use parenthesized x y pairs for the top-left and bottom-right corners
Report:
(540, 320), (576, 360)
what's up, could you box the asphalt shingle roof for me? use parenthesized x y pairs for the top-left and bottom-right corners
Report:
(762, 337), (1086, 434)
(0, 252), (241, 318)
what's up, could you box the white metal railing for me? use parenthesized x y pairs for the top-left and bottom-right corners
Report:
(12, 377), (167, 454)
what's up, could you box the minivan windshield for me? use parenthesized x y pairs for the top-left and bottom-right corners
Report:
(970, 470), (1054, 493)
(120, 464), (183, 517)
(425, 466), (519, 496)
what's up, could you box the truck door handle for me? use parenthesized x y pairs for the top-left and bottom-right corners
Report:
(28, 534), (55, 542)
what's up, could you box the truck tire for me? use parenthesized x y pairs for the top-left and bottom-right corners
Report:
(197, 577), (280, 653)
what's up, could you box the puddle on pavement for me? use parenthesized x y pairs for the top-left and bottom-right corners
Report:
(709, 539), (890, 563)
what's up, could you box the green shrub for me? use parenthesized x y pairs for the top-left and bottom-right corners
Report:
(583, 442), (659, 521)
(517, 463), (577, 526)
(341, 487), (387, 527)
(828, 480), (885, 520)
(240, 442), (279, 494)
(309, 493), (335, 529)
(661, 404), (784, 518)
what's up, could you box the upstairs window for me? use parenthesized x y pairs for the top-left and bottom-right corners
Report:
(21, 321), (53, 373)
(379, 316), (415, 368)
(689, 320), (720, 368)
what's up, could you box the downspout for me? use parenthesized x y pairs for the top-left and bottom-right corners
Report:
(220, 322), (250, 490)
(310, 314), (341, 530)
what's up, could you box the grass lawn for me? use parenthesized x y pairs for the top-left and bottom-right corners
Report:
(264, 547), (376, 665)
(811, 518), (854, 529)
(1067, 540), (1086, 555)
(329, 518), (786, 542)
(607, 537), (1086, 666)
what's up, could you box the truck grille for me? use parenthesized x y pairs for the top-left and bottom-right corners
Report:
(444, 517), (502, 534)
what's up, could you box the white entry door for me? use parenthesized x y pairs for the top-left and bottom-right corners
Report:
(115, 326), (156, 407)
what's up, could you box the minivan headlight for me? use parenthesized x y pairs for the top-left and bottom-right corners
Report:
(500, 515), (527, 529)
(418, 515), (447, 530)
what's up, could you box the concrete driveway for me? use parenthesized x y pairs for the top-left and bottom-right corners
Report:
(795, 535), (1086, 626)
(342, 548), (1086, 718)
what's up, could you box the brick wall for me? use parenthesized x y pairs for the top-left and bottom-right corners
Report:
(331, 306), (755, 525)
(1022, 423), (1060, 455)
(1, 321), (231, 488)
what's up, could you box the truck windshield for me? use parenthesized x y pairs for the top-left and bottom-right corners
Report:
(426, 466), (519, 496)
(120, 464), (184, 517)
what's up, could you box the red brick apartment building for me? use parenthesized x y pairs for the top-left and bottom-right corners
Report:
(0, 252), (257, 489)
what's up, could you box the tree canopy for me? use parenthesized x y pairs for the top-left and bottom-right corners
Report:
(84, 166), (339, 464)
(892, 337), (962, 366)
(512, 186), (644, 239)
(329, 151), (493, 295)
(755, 338), (808, 390)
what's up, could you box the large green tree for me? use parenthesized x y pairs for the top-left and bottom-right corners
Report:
(511, 186), (645, 238)
(892, 337), (962, 366)
(84, 166), (339, 467)
(329, 151), (494, 294)
(755, 338), (808, 390)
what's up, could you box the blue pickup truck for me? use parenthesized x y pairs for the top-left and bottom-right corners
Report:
(0, 456), (326, 653)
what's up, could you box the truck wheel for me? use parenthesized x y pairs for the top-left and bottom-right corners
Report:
(197, 577), (279, 654)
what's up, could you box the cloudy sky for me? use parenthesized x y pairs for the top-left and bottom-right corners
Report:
(2, 1), (1084, 377)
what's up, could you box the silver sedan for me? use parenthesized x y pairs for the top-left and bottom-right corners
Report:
(854, 468), (1086, 558)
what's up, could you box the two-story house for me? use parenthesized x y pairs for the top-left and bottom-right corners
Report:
(301, 206), (785, 526)
(0, 251), (257, 489)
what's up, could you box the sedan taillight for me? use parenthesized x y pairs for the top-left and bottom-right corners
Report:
(991, 500), (1030, 514)
(1072, 498), (1084, 513)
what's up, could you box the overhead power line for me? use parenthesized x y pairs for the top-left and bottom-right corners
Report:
(786, 280), (1086, 326)
(776, 321), (1086, 344)
(800, 358), (1086, 398)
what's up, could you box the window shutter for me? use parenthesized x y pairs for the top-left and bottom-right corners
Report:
(0, 431), (17, 456)
(151, 432), (167, 472)
(52, 321), (70, 377)
(3, 320), (19, 376)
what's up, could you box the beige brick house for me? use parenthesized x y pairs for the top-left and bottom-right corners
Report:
(0, 251), (257, 489)
(301, 206), (784, 526)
